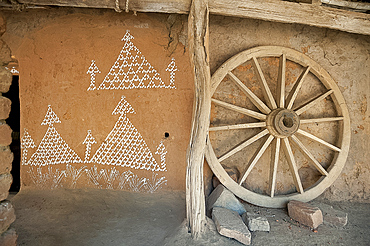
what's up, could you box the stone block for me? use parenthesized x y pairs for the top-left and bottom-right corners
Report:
(0, 66), (12, 93)
(0, 146), (13, 175)
(0, 13), (5, 36)
(0, 97), (11, 120)
(212, 207), (251, 245)
(207, 184), (246, 216)
(0, 124), (12, 146)
(288, 200), (323, 229)
(315, 203), (348, 228)
(212, 176), (220, 189)
(242, 212), (270, 232)
(0, 41), (11, 66)
(0, 228), (17, 246)
(0, 201), (15, 234)
(0, 173), (12, 201)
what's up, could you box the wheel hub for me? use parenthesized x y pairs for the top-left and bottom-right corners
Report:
(267, 108), (300, 138)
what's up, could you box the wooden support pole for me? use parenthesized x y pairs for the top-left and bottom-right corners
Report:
(186, 0), (211, 238)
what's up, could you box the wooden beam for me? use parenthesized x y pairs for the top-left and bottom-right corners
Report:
(18, 0), (370, 35)
(210, 0), (370, 36)
(186, 0), (210, 238)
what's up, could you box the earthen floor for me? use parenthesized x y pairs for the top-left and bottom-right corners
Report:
(10, 189), (370, 245)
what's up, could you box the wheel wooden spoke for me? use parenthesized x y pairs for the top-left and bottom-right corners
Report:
(269, 138), (281, 197)
(228, 71), (271, 114)
(277, 54), (286, 108)
(209, 122), (266, 131)
(282, 138), (304, 194)
(300, 117), (344, 124)
(290, 135), (328, 176)
(297, 129), (341, 152)
(206, 46), (350, 208)
(252, 57), (277, 109)
(286, 66), (310, 109)
(212, 98), (267, 120)
(239, 134), (274, 185)
(218, 129), (269, 162)
(294, 90), (334, 115)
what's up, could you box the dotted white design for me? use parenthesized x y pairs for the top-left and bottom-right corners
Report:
(96, 30), (175, 90)
(90, 96), (165, 172)
(5, 67), (20, 74)
(166, 58), (177, 89)
(21, 128), (36, 165)
(41, 105), (61, 126)
(28, 105), (83, 166)
(155, 141), (167, 171)
(83, 130), (97, 163)
(86, 60), (101, 91)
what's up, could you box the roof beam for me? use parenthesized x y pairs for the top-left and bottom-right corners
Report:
(17, 0), (370, 35)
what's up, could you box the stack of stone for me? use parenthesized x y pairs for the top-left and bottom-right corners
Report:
(0, 13), (17, 246)
(207, 185), (270, 245)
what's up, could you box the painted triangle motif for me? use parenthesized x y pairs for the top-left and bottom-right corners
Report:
(96, 30), (173, 90)
(90, 96), (166, 172)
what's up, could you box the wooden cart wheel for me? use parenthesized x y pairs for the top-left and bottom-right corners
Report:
(205, 46), (350, 208)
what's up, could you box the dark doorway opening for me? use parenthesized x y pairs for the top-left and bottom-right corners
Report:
(4, 75), (20, 192)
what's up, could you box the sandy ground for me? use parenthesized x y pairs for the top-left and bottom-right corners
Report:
(10, 189), (370, 246)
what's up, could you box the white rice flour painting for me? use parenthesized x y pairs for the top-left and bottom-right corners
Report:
(22, 100), (167, 192)
(90, 96), (167, 172)
(87, 30), (177, 90)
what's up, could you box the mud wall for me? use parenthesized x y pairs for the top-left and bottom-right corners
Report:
(208, 16), (369, 202)
(3, 9), (192, 192)
(2, 8), (369, 202)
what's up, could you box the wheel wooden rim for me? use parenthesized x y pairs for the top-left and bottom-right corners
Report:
(205, 46), (350, 208)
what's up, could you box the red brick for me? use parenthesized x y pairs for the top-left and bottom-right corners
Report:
(288, 200), (323, 229)
(0, 173), (12, 201)
(0, 97), (11, 120)
(0, 40), (11, 66)
(0, 124), (12, 146)
(0, 66), (12, 93)
(0, 147), (13, 175)
(0, 201), (15, 234)
(0, 228), (17, 246)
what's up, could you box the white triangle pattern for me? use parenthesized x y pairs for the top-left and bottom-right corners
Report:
(97, 30), (174, 90)
(90, 115), (165, 172)
(28, 126), (82, 166)
(41, 105), (61, 126)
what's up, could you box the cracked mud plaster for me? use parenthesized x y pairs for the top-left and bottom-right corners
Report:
(166, 14), (187, 56)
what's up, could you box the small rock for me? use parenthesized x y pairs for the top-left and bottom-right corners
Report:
(0, 66), (12, 93)
(0, 227), (17, 246)
(288, 200), (323, 229)
(207, 184), (246, 216)
(212, 207), (251, 245)
(0, 174), (12, 201)
(0, 200), (15, 234)
(242, 212), (270, 232)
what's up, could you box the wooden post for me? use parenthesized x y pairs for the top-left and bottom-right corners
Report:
(186, 0), (211, 238)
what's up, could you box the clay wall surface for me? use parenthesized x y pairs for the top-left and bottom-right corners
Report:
(208, 15), (369, 202)
(2, 8), (369, 202)
(3, 9), (192, 192)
